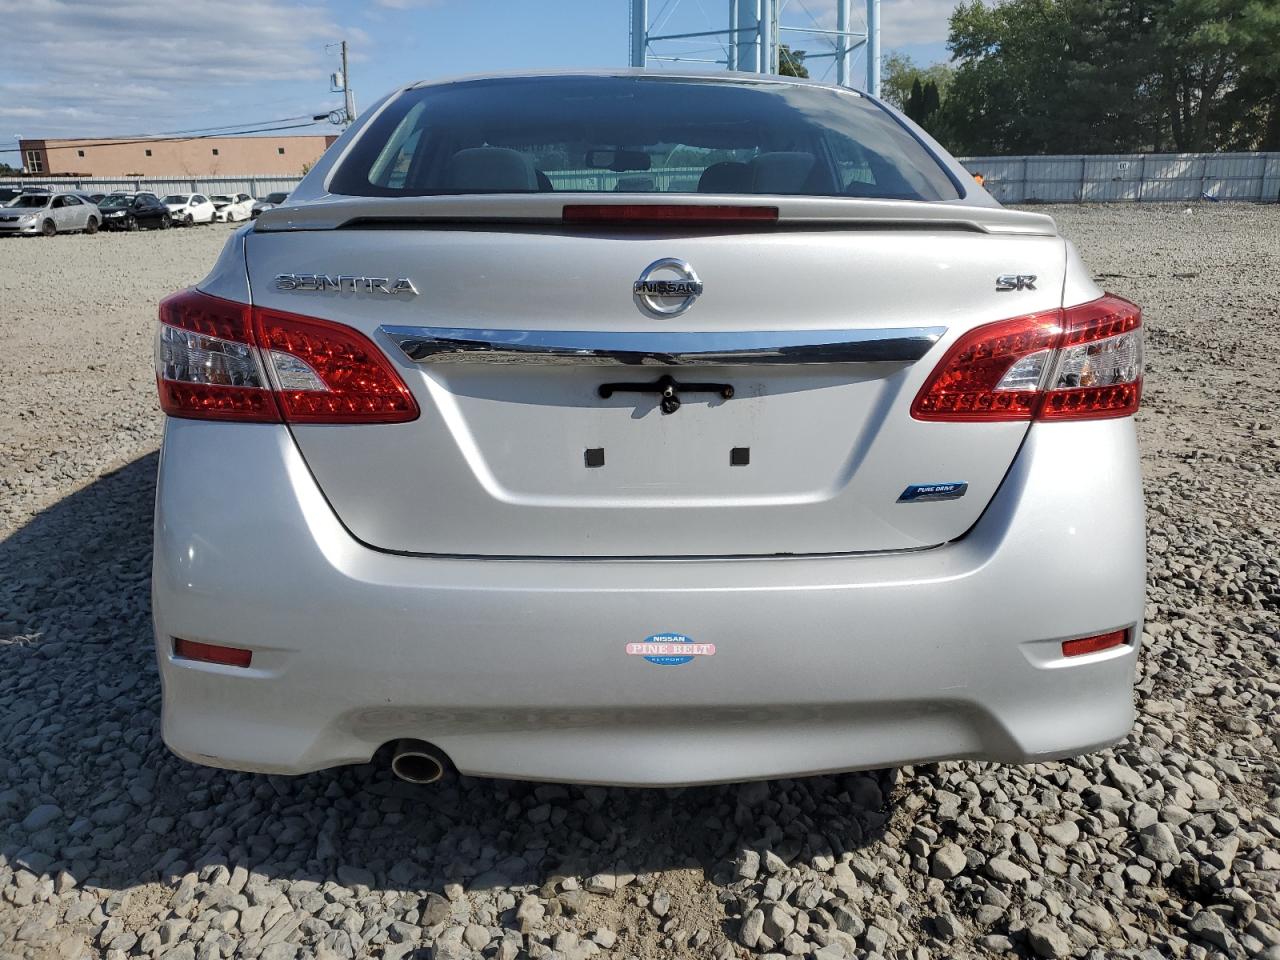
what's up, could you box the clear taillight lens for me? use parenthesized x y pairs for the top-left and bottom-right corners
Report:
(155, 289), (419, 424)
(911, 294), (1142, 423)
(156, 290), (278, 422)
(1040, 296), (1143, 420)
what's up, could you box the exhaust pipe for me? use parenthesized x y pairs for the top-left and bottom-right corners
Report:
(390, 739), (449, 784)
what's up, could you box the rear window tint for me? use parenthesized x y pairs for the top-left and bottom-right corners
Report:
(329, 76), (961, 202)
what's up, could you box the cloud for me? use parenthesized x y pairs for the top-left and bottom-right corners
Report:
(882, 0), (961, 48)
(777, 0), (957, 57)
(0, 0), (351, 138)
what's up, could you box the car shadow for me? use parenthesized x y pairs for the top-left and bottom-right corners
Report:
(0, 452), (897, 912)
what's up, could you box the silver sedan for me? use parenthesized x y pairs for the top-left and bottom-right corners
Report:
(151, 71), (1146, 786)
(0, 191), (101, 236)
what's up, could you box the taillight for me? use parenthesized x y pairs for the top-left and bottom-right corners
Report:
(254, 308), (419, 423)
(911, 294), (1142, 422)
(156, 290), (278, 422)
(155, 289), (419, 424)
(1039, 296), (1142, 421)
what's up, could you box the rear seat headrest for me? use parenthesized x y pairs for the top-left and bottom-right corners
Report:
(444, 147), (538, 192)
(750, 152), (816, 194)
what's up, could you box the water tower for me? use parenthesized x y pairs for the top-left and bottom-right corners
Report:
(629, 0), (881, 97)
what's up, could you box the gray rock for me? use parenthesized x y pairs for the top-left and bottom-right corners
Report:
(420, 892), (451, 927)
(763, 905), (795, 941)
(1043, 821), (1081, 847)
(932, 843), (967, 879)
(985, 857), (1031, 884)
(1028, 922), (1072, 958)
(1139, 822), (1180, 863)
(21, 804), (62, 832)
(739, 909), (765, 949)
(650, 888), (671, 917)
(1187, 909), (1232, 950)
(464, 923), (491, 949)
(1105, 758), (1147, 796)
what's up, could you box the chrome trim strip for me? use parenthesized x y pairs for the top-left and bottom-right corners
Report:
(380, 325), (946, 366)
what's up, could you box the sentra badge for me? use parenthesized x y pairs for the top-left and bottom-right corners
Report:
(275, 274), (418, 295)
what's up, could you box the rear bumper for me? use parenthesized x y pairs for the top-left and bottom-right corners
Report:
(153, 418), (1145, 785)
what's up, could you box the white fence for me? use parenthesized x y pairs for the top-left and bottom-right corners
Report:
(5, 152), (1279, 204)
(959, 152), (1280, 203)
(0, 174), (303, 198)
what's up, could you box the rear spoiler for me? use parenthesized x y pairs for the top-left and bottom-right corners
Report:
(254, 194), (1058, 237)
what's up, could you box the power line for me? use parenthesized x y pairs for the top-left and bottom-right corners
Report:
(0, 120), (326, 156)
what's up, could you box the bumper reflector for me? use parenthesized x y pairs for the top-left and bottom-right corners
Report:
(1061, 629), (1128, 658)
(173, 638), (253, 668)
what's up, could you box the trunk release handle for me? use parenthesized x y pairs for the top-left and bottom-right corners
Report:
(598, 374), (734, 414)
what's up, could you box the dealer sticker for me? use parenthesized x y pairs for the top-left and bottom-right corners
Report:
(626, 633), (716, 666)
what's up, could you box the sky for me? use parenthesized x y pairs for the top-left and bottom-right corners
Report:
(0, 0), (955, 148)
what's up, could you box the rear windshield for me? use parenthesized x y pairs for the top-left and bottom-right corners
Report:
(330, 76), (961, 202)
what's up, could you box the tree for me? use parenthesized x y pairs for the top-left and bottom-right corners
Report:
(940, 0), (1280, 154)
(778, 44), (809, 78)
(922, 80), (942, 121)
(882, 52), (955, 112)
(906, 78), (926, 124)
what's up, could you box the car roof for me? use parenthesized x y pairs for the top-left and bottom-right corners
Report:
(405, 67), (867, 98)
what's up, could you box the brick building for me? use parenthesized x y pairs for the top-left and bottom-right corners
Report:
(18, 134), (339, 178)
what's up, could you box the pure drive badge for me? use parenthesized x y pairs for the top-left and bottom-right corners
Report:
(897, 482), (968, 503)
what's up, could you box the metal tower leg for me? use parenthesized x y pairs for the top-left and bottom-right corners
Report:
(866, 0), (881, 95)
(735, 0), (760, 72)
(630, 0), (648, 67)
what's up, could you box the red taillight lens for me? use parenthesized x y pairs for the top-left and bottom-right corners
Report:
(563, 204), (779, 225)
(254, 308), (419, 423)
(911, 294), (1142, 423)
(173, 638), (253, 668)
(1061, 629), (1129, 658)
(155, 289), (418, 424)
(156, 289), (279, 422)
(910, 312), (1061, 421)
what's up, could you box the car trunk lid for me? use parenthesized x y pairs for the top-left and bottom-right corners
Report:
(244, 202), (1064, 558)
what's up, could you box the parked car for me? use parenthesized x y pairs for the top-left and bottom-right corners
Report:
(0, 191), (100, 236)
(153, 71), (1145, 786)
(210, 193), (254, 222)
(163, 193), (217, 226)
(250, 191), (289, 218)
(98, 192), (171, 231)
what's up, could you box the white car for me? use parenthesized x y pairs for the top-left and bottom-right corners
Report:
(152, 71), (1145, 787)
(210, 193), (254, 222)
(163, 193), (216, 226)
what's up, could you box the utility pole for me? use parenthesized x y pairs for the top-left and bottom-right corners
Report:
(340, 40), (356, 125)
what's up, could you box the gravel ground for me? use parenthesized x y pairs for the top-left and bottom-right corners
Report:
(1, 205), (1278, 960)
